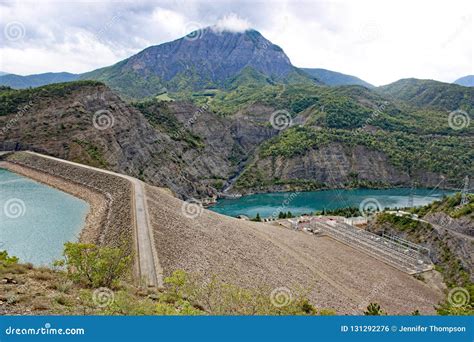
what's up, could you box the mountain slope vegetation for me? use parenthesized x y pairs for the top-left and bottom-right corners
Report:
(378, 78), (474, 112)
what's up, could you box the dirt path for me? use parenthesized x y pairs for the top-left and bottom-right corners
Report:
(24, 151), (163, 287)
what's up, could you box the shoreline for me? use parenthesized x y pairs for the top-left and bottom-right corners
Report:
(223, 184), (459, 198)
(0, 161), (106, 244)
(209, 187), (455, 217)
(215, 186), (456, 201)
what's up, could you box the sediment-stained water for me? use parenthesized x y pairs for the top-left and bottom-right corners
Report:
(0, 168), (89, 265)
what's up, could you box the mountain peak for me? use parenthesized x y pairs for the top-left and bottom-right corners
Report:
(181, 26), (279, 52)
(81, 26), (304, 97)
(211, 13), (252, 34)
(454, 75), (474, 87)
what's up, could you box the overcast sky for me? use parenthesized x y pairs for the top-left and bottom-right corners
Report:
(0, 0), (472, 85)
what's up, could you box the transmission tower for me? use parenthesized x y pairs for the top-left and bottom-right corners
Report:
(408, 182), (415, 208)
(461, 176), (469, 206)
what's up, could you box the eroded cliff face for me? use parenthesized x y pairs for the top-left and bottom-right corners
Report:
(0, 84), (211, 198)
(261, 144), (409, 183)
(233, 142), (449, 194)
(0, 84), (279, 198)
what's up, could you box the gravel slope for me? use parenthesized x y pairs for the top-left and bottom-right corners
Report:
(146, 184), (443, 314)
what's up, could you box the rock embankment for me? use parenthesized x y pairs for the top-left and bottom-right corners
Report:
(144, 184), (443, 315)
(3, 152), (134, 255)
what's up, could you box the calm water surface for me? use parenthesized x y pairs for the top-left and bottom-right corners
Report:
(0, 168), (89, 265)
(210, 188), (453, 218)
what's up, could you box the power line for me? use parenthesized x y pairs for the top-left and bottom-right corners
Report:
(460, 175), (469, 206)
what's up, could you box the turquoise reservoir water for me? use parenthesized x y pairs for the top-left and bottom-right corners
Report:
(209, 188), (453, 218)
(0, 168), (89, 265)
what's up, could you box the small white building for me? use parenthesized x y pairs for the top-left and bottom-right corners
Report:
(344, 216), (368, 226)
(288, 218), (299, 229)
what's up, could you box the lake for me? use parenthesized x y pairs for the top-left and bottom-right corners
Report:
(209, 188), (453, 218)
(0, 168), (89, 265)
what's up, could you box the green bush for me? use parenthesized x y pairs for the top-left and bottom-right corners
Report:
(364, 303), (386, 315)
(60, 242), (130, 288)
(0, 250), (19, 265)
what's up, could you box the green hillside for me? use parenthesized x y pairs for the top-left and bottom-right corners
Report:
(378, 78), (474, 112)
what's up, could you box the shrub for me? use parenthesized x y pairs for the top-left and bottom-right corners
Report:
(61, 242), (130, 288)
(0, 250), (20, 275)
(0, 250), (19, 265)
(251, 213), (262, 222)
(364, 302), (386, 315)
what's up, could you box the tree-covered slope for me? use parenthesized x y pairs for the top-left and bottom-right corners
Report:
(377, 78), (474, 112)
(220, 83), (473, 193)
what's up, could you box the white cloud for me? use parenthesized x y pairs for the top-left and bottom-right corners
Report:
(0, 0), (472, 85)
(213, 13), (252, 33)
(258, 0), (473, 85)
